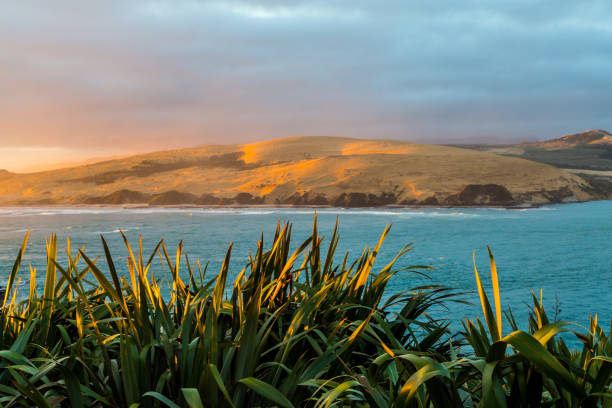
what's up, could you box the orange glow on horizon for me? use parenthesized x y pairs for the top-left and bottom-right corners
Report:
(0, 147), (129, 173)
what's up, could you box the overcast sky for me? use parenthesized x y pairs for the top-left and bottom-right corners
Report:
(1, 1), (611, 171)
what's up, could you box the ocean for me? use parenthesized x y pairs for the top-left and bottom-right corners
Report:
(1, 201), (611, 335)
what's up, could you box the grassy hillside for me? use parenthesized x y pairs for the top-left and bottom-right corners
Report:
(0, 136), (594, 207)
(454, 130), (612, 171)
(457, 144), (612, 171)
(453, 130), (612, 200)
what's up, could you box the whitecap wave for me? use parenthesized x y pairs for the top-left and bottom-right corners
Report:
(0, 204), (559, 218)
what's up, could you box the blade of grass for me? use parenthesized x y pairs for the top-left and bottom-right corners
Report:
(239, 377), (295, 408)
(3, 231), (29, 309)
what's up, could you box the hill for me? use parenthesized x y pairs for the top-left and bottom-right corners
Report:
(455, 129), (612, 171)
(452, 130), (612, 199)
(0, 136), (597, 207)
(531, 129), (612, 149)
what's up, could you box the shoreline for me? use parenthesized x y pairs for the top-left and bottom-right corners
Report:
(0, 199), (607, 211)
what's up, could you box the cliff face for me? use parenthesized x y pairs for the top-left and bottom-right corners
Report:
(0, 136), (596, 207)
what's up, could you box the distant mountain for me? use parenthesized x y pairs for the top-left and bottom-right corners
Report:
(0, 136), (597, 207)
(530, 129), (612, 149)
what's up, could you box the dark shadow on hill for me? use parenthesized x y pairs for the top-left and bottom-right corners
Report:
(514, 146), (612, 171)
(575, 173), (612, 199)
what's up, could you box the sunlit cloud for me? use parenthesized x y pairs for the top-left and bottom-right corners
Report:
(218, 3), (358, 20)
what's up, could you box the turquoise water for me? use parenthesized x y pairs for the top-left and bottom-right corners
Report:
(1, 201), (611, 333)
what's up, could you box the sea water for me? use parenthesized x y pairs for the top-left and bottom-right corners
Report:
(1, 201), (611, 336)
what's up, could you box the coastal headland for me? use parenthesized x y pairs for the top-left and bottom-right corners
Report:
(1, 132), (611, 207)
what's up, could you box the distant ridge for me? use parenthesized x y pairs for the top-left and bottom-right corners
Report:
(532, 129), (612, 149)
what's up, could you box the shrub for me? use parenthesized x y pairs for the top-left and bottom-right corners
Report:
(0, 219), (610, 407)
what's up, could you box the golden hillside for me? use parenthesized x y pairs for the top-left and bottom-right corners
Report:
(0, 136), (595, 206)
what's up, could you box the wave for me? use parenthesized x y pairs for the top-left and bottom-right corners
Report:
(92, 229), (127, 234)
(0, 208), (474, 218)
(0, 204), (562, 218)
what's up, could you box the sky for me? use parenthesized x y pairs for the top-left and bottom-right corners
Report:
(1, 1), (612, 172)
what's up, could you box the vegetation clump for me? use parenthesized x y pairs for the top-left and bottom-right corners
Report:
(0, 219), (611, 407)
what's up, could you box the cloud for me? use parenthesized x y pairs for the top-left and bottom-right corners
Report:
(0, 0), (611, 162)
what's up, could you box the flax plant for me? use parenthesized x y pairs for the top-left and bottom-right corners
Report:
(1, 219), (611, 407)
(0, 218), (456, 407)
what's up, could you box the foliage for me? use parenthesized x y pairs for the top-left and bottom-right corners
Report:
(0, 218), (610, 407)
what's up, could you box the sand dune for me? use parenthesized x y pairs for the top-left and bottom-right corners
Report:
(0, 136), (595, 207)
